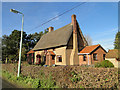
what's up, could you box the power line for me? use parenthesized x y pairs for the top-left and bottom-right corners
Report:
(27, 2), (87, 33)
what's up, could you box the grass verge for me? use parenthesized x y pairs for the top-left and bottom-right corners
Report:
(2, 69), (59, 88)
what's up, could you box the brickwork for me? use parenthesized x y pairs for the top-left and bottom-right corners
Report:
(79, 47), (106, 65)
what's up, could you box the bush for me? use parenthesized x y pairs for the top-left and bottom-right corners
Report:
(95, 60), (114, 68)
(70, 71), (81, 83)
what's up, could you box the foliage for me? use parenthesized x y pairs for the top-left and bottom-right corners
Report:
(95, 60), (114, 68)
(26, 28), (48, 50)
(114, 31), (120, 49)
(2, 30), (28, 61)
(0, 37), (1, 60)
(70, 71), (81, 83)
(40, 73), (57, 88)
(2, 69), (58, 88)
(2, 29), (48, 62)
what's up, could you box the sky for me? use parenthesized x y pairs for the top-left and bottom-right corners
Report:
(2, 2), (118, 51)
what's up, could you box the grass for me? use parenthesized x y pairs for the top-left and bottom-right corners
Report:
(2, 69), (59, 88)
(2, 70), (30, 88)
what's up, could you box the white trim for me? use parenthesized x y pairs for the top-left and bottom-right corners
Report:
(87, 54), (90, 65)
(78, 53), (90, 65)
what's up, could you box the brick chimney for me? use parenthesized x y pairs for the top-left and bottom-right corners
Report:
(70, 14), (79, 65)
(71, 14), (77, 34)
(71, 14), (78, 50)
(48, 27), (54, 32)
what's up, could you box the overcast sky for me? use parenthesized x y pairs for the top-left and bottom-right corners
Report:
(2, 2), (118, 51)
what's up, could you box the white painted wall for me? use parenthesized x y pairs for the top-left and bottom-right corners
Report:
(105, 58), (120, 68)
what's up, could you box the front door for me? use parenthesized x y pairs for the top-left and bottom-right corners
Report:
(36, 55), (41, 64)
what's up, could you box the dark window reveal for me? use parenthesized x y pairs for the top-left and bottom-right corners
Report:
(52, 55), (55, 60)
(83, 55), (86, 61)
(57, 55), (62, 62)
(103, 54), (106, 60)
(93, 53), (97, 60)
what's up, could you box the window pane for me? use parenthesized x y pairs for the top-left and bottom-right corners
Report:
(103, 54), (105, 60)
(93, 54), (97, 60)
(52, 55), (55, 60)
(83, 55), (86, 61)
(57, 55), (62, 62)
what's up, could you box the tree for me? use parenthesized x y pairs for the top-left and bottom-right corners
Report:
(44, 28), (49, 34)
(2, 30), (28, 61)
(2, 35), (10, 60)
(84, 34), (92, 46)
(2, 28), (49, 62)
(26, 28), (48, 51)
(0, 37), (2, 61)
(114, 31), (120, 49)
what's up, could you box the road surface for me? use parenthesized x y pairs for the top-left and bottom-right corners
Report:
(0, 77), (17, 89)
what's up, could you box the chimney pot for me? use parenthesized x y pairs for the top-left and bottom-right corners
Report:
(48, 27), (54, 32)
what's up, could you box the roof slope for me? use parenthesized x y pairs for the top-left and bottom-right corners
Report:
(27, 49), (35, 54)
(106, 49), (119, 58)
(33, 23), (73, 50)
(48, 51), (55, 55)
(79, 44), (101, 54)
(77, 21), (88, 46)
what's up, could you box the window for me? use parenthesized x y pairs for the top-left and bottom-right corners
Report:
(43, 56), (46, 62)
(117, 58), (120, 61)
(52, 55), (55, 60)
(93, 54), (97, 60)
(83, 55), (86, 61)
(57, 55), (62, 62)
(103, 54), (106, 60)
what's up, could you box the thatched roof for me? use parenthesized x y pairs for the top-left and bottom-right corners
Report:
(33, 23), (73, 50)
(33, 22), (88, 51)
(106, 49), (120, 58)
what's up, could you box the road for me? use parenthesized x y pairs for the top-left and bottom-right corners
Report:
(0, 77), (17, 89)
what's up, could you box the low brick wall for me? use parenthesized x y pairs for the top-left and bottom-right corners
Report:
(2, 63), (119, 88)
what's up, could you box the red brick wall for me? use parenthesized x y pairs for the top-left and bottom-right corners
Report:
(79, 47), (106, 65)
(91, 47), (106, 64)
(79, 55), (89, 65)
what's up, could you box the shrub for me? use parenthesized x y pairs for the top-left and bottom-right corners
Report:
(95, 60), (114, 68)
(94, 62), (102, 67)
(71, 71), (77, 76)
(40, 73), (57, 88)
(70, 71), (81, 83)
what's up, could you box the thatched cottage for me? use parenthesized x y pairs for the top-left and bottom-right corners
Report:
(27, 14), (107, 66)
(32, 14), (88, 66)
